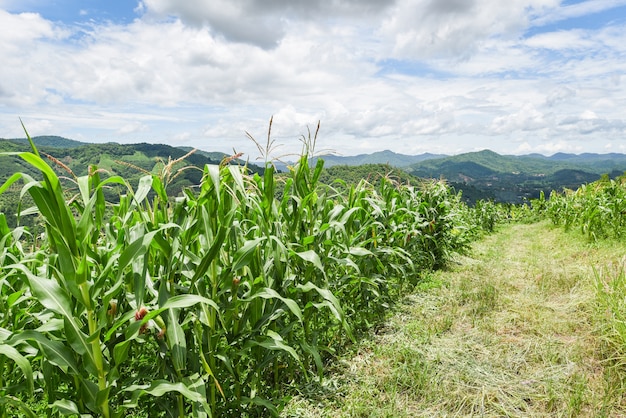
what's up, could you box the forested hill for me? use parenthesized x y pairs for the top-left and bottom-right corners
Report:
(0, 137), (261, 189)
(310, 150), (446, 168)
(404, 149), (626, 203)
(311, 149), (626, 204)
(0, 137), (262, 228)
(8, 135), (87, 148)
(4, 136), (626, 205)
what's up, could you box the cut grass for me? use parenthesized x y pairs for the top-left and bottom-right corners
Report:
(283, 221), (626, 417)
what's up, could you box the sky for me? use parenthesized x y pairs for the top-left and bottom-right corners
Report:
(1, 0), (626, 160)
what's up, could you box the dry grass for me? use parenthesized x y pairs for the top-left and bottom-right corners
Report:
(283, 221), (626, 417)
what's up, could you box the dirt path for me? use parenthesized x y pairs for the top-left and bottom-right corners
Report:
(285, 221), (626, 417)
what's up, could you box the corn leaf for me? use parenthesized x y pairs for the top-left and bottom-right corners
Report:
(9, 330), (80, 375)
(0, 343), (33, 394)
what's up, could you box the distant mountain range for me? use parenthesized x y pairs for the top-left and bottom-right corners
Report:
(3, 136), (625, 204)
(8, 135), (88, 148)
(309, 150), (446, 168)
(0, 135), (260, 202)
(312, 149), (626, 203)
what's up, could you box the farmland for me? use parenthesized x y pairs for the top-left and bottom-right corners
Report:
(2, 131), (626, 417)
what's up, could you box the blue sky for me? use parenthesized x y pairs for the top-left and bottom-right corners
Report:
(1, 0), (626, 158)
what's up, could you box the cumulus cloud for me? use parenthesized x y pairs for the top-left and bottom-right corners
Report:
(531, 0), (626, 27)
(2, 1), (626, 157)
(379, 0), (558, 60)
(490, 103), (548, 134)
(138, 0), (391, 48)
(546, 86), (576, 106)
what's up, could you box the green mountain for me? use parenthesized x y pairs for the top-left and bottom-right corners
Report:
(177, 146), (251, 167)
(310, 150), (445, 168)
(8, 135), (87, 148)
(406, 150), (626, 203)
(0, 138), (263, 228)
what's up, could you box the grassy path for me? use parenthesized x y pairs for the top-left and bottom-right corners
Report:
(285, 221), (626, 417)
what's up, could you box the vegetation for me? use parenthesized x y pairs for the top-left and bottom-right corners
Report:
(0, 128), (486, 417)
(309, 150), (444, 168)
(283, 162), (626, 416)
(4, 126), (626, 417)
(544, 174), (626, 241)
(406, 149), (626, 204)
(0, 138), (259, 230)
(285, 221), (626, 416)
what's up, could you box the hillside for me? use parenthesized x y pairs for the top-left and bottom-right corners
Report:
(0, 137), (262, 182)
(0, 137), (262, 228)
(311, 150), (445, 168)
(8, 135), (87, 148)
(406, 150), (626, 203)
(4, 136), (626, 205)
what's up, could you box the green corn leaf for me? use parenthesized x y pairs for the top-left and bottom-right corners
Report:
(205, 164), (221, 202)
(10, 265), (100, 375)
(123, 380), (212, 416)
(0, 327), (11, 343)
(21, 119), (39, 155)
(296, 282), (353, 341)
(64, 317), (99, 376)
(51, 399), (80, 416)
(0, 343), (33, 394)
(0, 171), (25, 195)
(253, 330), (302, 367)
(132, 175), (153, 206)
(117, 223), (180, 281)
(227, 165), (246, 192)
(231, 237), (266, 272)
(240, 396), (278, 416)
(18, 152), (61, 190)
(191, 225), (227, 283)
(348, 247), (373, 257)
(293, 249), (324, 273)
(20, 267), (73, 315)
(10, 330), (80, 375)
(0, 395), (38, 418)
(113, 339), (132, 365)
(243, 288), (303, 322)
(166, 308), (187, 372)
(80, 379), (99, 413)
(300, 341), (324, 380)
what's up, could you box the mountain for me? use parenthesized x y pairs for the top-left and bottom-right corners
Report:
(406, 149), (626, 203)
(177, 146), (252, 167)
(8, 135), (87, 148)
(0, 138), (263, 228)
(310, 150), (446, 168)
(3, 135), (626, 206)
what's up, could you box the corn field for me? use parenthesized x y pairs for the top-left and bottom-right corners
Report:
(0, 132), (489, 417)
(543, 174), (626, 241)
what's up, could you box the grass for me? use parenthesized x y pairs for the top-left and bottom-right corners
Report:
(283, 220), (626, 417)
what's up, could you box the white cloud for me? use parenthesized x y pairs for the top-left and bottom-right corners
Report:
(546, 86), (576, 106)
(379, 0), (558, 60)
(2, 1), (626, 157)
(491, 103), (548, 134)
(138, 0), (390, 48)
(531, 0), (626, 27)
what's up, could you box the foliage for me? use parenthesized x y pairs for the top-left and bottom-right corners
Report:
(310, 150), (444, 168)
(0, 139), (260, 231)
(0, 129), (485, 417)
(543, 175), (626, 241)
(406, 150), (626, 204)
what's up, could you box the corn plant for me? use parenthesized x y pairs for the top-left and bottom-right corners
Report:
(546, 175), (626, 241)
(0, 126), (478, 417)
